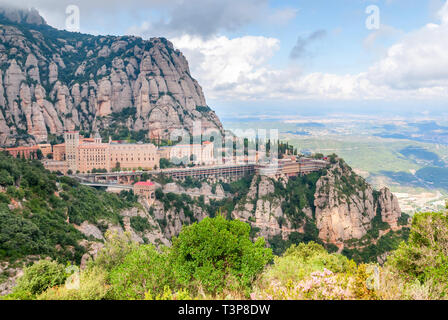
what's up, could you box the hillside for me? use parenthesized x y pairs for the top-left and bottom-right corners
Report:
(0, 7), (223, 146)
(0, 153), (410, 294)
(0, 151), (169, 292)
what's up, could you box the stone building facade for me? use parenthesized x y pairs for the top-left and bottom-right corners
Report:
(64, 132), (159, 173)
(133, 181), (156, 205)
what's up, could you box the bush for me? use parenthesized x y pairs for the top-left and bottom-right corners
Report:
(386, 211), (448, 297)
(109, 245), (172, 299)
(89, 231), (137, 272)
(37, 266), (110, 300)
(169, 216), (273, 295)
(130, 216), (152, 233)
(258, 242), (353, 287)
(11, 260), (67, 298)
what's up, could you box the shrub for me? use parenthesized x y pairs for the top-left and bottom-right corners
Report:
(258, 242), (353, 288)
(251, 268), (352, 300)
(109, 245), (172, 299)
(89, 231), (137, 272)
(386, 211), (448, 297)
(144, 286), (192, 300)
(11, 260), (67, 298)
(130, 216), (152, 233)
(37, 266), (110, 300)
(169, 216), (273, 295)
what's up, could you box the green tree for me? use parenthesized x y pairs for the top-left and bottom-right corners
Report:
(169, 216), (273, 295)
(0, 169), (13, 186)
(36, 149), (43, 160)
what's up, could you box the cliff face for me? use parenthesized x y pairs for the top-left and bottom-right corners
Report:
(232, 176), (297, 241)
(231, 159), (405, 252)
(314, 159), (402, 244)
(0, 8), (223, 146)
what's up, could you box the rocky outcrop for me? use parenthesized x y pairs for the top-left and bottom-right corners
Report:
(0, 8), (223, 146)
(232, 176), (296, 241)
(0, 261), (24, 295)
(377, 188), (401, 228)
(314, 161), (377, 243)
(151, 199), (208, 240)
(314, 159), (402, 244)
(121, 204), (170, 246)
(0, 7), (46, 26)
(79, 240), (104, 270)
(229, 158), (405, 251)
(74, 221), (104, 241)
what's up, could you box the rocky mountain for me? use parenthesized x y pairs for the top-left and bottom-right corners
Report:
(230, 157), (409, 257)
(313, 159), (402, 243)
(0, 7), (223, 146)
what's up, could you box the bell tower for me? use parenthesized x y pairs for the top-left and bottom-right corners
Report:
(94, 132), (102, 144)
(64, 131), (79, 172)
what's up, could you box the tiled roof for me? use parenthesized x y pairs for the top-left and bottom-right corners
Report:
(134, 181), (155, 186)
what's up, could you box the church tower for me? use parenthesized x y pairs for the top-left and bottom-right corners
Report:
(64, 131), (79, 172)
(94, 132), (102, 144)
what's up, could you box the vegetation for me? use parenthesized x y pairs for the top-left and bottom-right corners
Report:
(7, 260), (68, 300)
(0, 152), (138, 263)
(3, 217), (272, 299)
(385, 211), (448, 298)
(0, 149), (446, 300)
(130, 216), (152, 233)
(1, 209), (448, 300)
(170, 216), (273, 295)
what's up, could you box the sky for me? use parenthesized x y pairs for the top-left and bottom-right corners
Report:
(2, 0), (448, 118)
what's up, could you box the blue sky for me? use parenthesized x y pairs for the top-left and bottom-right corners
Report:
(5, 0), (448, 118)
(237, 0), (437, 74)
(49, 0), (438, 75)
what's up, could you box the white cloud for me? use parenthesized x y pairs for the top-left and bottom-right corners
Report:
(171, 35), (281, 100)
(367, 5), (448, 91)
(1, 0), (273, 37)
(173, 1), (448, 102)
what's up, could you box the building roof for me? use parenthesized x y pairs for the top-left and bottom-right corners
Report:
(134, 181), (155, 187)
(6, 145), (38, 151)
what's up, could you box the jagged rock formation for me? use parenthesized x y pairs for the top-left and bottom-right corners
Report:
(232, 176), (295, 241)
(0, 7), (223, 146)
(314, 159), (402, 244)
(134, 158), (404, 255)
(0, 7), (45, 25)
(231, 158), (405, 252)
